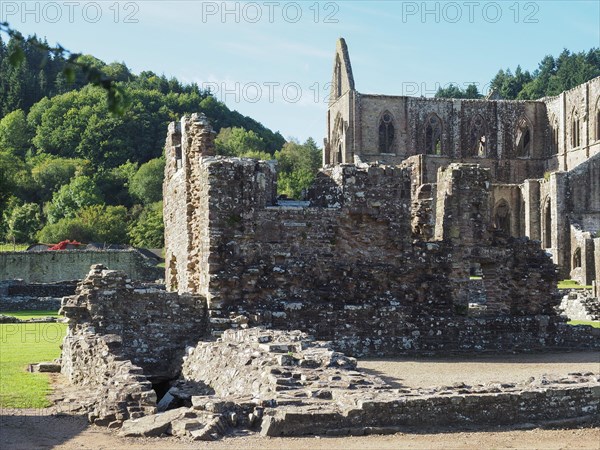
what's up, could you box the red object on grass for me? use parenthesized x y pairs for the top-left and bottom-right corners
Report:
(48, 240), (83, 250)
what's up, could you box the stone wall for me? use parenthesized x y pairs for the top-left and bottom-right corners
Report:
(61, 330), (158, 426)
(559, 290), (600, 321)
(61, 265), (207, 380)
(261, 375), (600, 437)
(0, 280), (77, 311)
(163, 124), (596, 355)
(0, 250), (161, 283)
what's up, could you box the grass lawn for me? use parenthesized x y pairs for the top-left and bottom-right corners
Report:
(2, 310), (60, 320)
(558, 279), (593, 289)
(568, 320), (600, 329)
(0, 309), (61, 320)
(0, 322), (66, 408)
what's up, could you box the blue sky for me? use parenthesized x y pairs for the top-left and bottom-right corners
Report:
(2, 1), (599, 143)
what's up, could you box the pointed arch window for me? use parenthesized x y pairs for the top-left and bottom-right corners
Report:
(515, 117), (532, 157)
(378, 112), (395, 153)
(571, 109), (580, 148)
(469, 114), (487, 157)
(425, 114), (443, 155)
(551, 117), (559, 155)
(334, 56), (342, 99)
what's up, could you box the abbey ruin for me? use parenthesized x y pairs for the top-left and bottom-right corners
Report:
(325, 38), (600, 287)
(56, 39), (600, 438)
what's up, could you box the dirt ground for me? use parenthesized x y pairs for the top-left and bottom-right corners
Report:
(2, 351), (599, 450)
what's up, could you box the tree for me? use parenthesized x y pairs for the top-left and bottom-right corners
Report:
(0, 109), (32, 157)
(46, 175), (103, 223)
(215, 127), (268, 156)
(435, 83), (482, 99)
(6, 202), (41, 243)
(128, 157), (165, 204)
(129, 201), (164, 248)
(30, 156), (88, 202)
(275, 138), (322, 199)
(37, 204), (128, 244)
(78, 205), (128, 243)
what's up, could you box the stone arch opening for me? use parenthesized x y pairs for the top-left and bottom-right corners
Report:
(378, 111), (395, 153)
(572, 247), (582, 269)
(425, 114), (443, 155)
(332, 114), (345, 163)
(543, 198), (552, 249)
(515, 117), (532, 157)
(571, 108), (580, 148)
(493, 200), (511, 234)
(469, 114), (487, 157)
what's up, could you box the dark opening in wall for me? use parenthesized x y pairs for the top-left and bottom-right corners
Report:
(425, 114), (442, 155)
(573, 247), (582, 268)
(543, 199), (552, 249)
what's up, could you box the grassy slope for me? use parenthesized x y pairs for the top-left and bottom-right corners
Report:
(0, 323), (66, 408)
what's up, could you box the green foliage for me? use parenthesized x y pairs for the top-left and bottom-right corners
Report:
(491, 49), (600, 100)
(275, 138), (322, 199)
(46, 175), (103, 223)
(0, 322), (66, 408)
(435, 83), (483, 99)
(38, 204), (128, 244)
(129, 157), (165, 204)
(30, 156), (88, 202)
(129, 201), (164, 248)
(215, 127), (269, 156)
(0, 109), (32, 156)
(6, 203), (41, 243)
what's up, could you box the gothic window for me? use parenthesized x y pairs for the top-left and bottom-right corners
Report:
(469, 114), (487, 157)
(571, 109), (580, 148)
(425, 114), (443, 155)
(551, 117), (559, 155)
(515, 118), (532, 157)
(334, 57), (342, 99)
(378, 111), (395, 153)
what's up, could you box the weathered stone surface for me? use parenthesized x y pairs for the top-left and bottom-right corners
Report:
(61, 264), (207, 380)
(559, 290), (600, 321)
(0, 250), (161, 283)
(182, 328), (383, 401)
(119, 407), (195, 437)
(260, 373), (600, 437)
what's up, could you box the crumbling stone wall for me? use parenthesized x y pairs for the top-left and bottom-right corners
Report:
(61, 265), (207, 380)
(61, 330), (157, 426)
(559, 289), (600, 321)
(163, 120), (593, 355)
